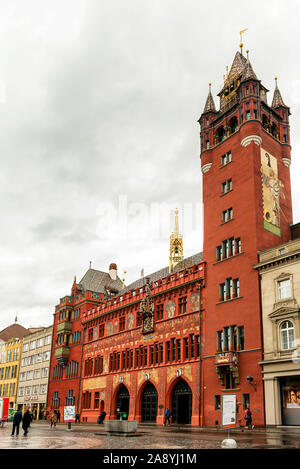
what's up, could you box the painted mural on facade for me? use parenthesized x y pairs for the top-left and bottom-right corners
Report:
(261, 148), (285, 236)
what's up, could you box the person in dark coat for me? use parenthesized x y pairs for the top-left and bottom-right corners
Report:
(57, 410), (61, 423)
(164, 408), (171, 426)
(11, 410), (22, 436)
(97, 411), (106, 424)
(244, 407), (254, 429)
(75, 413), (80, 423)
(22, 409), (31, 436)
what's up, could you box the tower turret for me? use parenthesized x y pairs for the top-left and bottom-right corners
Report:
(198, 41), (293, 427)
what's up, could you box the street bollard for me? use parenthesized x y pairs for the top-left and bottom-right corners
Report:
(221, 438), (237, 449)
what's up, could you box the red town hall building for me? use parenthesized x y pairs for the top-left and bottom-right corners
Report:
(47, 45), (293, 426)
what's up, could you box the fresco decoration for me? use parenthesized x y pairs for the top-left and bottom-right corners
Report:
(165, 300), (176, 318)
(127, 313), (135, 330)
(107, 320), (118, 336)
(261, 148), (285, 236)
(189, 293), (200, 313)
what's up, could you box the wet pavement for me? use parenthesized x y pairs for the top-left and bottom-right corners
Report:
(1, 421), (300, 450)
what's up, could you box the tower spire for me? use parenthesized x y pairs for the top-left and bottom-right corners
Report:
(169, 208), (183, 273)
(271, 77), (288, 109)
(203, 83), (216, 113)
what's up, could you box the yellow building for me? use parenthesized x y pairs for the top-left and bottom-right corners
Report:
(0, 323), (31, 410)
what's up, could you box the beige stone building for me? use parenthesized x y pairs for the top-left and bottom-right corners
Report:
(255, 225), (300, 426)
(16, 325), (53, 419)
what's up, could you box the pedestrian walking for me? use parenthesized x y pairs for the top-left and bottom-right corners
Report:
(57, 410), (61, 423)
(22, 409), (31, 436)
(75, 412), (80, 423)
(164, 408), (171, 426)
(50, 410), (58, 428)
(244, 407), (254, 429)
(97, 411), (106, 424)
(11, 410), (22, 436)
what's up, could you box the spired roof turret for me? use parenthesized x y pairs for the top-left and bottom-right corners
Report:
(227, 51), (248, 82)
(272, 77), (288, 110)
(240, 52), (258, 83)
(203, 83), (217, 114)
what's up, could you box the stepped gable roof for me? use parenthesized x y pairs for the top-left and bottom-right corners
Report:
(116, 252), (203, 296)
(272, 80), (287, 108)
(0, 323), (30, 342)
(78, 268), (123, 294)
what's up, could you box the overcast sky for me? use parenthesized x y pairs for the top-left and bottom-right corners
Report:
(0, 0), (300, 331)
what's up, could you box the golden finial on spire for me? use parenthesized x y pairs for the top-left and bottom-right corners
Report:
(89, 260), (92, 269)
(122, 270), (127, 289)
(240, 28), (248, 54)
(174, 207), (179, 235)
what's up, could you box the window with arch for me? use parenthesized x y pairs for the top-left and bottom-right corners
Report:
(215, 126), (225, 144)
(280, 320), (295, 350)
(228, 116), (238, 135)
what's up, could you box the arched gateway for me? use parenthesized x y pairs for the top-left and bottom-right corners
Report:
(115, 384), (130, 420)
(171, 379), (192, 424)
(141, 382), (158, 423)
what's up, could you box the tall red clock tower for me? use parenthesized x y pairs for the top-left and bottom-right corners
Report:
(198, 47), (293, 426)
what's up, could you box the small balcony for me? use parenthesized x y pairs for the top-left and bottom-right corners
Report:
(57, 321), (72, 334)
(215, 351), (238, 366)
(54, 346), (70, 367)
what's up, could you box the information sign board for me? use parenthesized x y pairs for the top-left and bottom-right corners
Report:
(222, 394), (236, 429)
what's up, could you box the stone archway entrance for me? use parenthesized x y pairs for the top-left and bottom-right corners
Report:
(115, 384), (130, 420)
(171, 379), (192, 424)
(141, 382), (158, 423)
